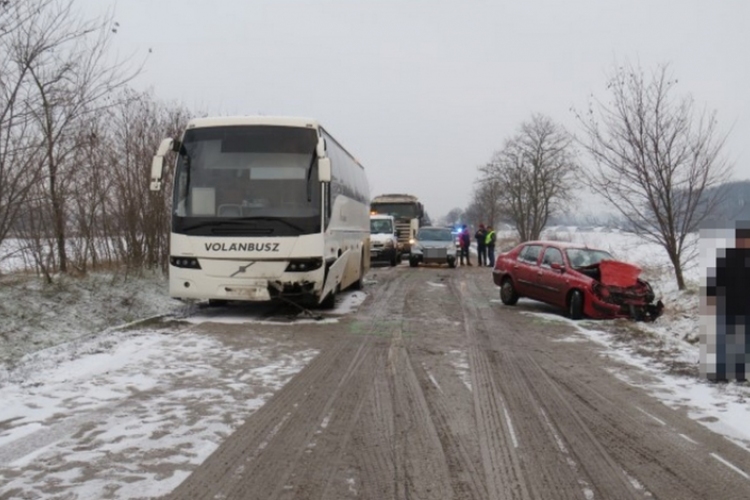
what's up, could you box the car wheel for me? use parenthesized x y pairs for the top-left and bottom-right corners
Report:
(448, 259), (456, 269)
(208, 299), (228, 307)
(568, 290), (584, 320)
(390, 252), (398, 267)
(500, 278), (519, 305)
(409, 257), (419, 268)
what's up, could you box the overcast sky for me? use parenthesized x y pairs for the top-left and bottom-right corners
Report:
(80, 0), (749, 220)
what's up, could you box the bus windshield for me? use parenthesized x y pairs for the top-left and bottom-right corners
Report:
(172, 126), (321, 236)
(371, 203), (419, 219)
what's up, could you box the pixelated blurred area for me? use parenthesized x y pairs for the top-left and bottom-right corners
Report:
(700, 222), (750, 382)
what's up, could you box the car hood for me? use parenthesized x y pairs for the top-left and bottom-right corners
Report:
(597, 260), (642, 287)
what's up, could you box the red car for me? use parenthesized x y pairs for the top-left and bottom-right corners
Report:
(492, 241), (663, 321)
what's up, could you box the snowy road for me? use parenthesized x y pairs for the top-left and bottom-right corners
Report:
(2, 264), (750, 499)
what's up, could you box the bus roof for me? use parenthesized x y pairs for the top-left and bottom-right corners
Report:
(372, 194), (420, 203)
(187, 116), (320, 130)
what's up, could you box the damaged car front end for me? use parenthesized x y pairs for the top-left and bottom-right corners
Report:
(589, 278), (664, 321)
(493, 241), (664, 322)
(576, 260), (663, 321)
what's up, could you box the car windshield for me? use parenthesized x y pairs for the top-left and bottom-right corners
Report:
(417, 228), (453, 241)
(565, 248), (614, 267)
(370, 219), (393, 234)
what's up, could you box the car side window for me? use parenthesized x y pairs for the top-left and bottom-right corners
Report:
(541, 247), (563, 267)
(518, 245), (542, 265)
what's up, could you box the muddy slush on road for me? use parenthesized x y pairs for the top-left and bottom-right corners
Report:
(163, 264), (750, 500)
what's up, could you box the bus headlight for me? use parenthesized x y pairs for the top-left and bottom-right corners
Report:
(285, 258), (323, 272)
(170, 256), (202, 269)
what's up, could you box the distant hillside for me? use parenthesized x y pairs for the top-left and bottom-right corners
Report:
(701, 180), (750, 227)
(550, 180), (750, 231)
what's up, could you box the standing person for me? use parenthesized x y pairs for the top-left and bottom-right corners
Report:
(475, 224), (487, 266)
(459, 225), (472, 266)
(703, 225), (750, 382)
(485, 226), (497, 267)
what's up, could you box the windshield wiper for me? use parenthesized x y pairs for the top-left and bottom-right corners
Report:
(181, 220), (251, 232)
(239, 216), (306, 233)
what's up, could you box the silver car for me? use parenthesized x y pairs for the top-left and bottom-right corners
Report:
(409, 227), (457, 268)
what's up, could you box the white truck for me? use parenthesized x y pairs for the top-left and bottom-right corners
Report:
(369, 214), (400, 266)
(370, 193), (424, 255)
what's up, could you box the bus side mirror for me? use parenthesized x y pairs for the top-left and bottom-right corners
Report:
(150, 138), (174, 191)
(318, 157), (331, 182)
(150, 156), (165, 191)
(156, 137), (174, 156)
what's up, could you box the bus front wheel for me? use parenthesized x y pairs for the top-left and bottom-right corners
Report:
(320, 289), (336, 309)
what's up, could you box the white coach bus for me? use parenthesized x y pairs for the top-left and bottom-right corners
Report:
(150, 116), (370, 308)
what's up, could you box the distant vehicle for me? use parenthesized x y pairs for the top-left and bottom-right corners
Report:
(370, 214), (400, 266)
(370, 193), (424, 255)
(149, 116), (370, 308)
(409, 226), (457, 268)
(492, 241), (663, 321)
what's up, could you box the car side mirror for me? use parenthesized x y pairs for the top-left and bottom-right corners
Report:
(550, 262), (565, 272)
(396, 229), (401, 237)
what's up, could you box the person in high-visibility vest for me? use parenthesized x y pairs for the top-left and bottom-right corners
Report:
(485, 226), (497, 267)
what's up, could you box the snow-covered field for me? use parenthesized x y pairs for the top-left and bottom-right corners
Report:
(1, 228), (748, 498)
(0, 264), (366, 498)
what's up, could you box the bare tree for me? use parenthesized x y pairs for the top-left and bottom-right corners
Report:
(106, 90), (189, 272)
(443, 207), (464, 226)
(469, 174), (503, 228)
(0, 1), (53, 252)
(483, 114), (578, 241)
(23, 0), (140, 273)
(577, 63), (731, 290)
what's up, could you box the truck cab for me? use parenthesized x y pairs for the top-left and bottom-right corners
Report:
(370, 215), (401, 266)
(370, 193), (424, 255)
